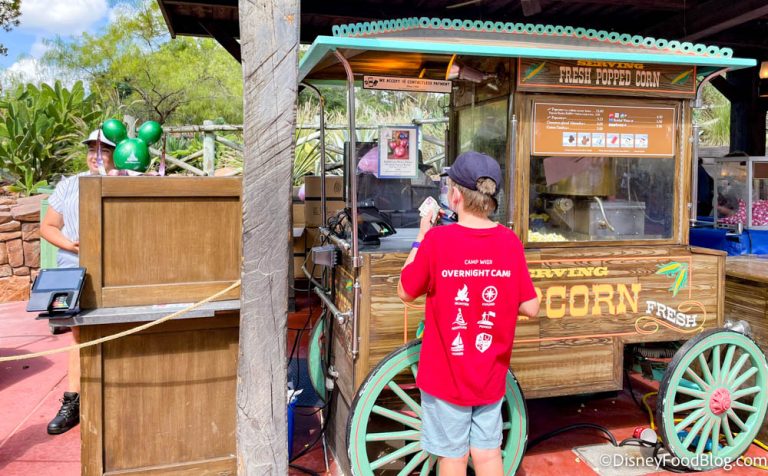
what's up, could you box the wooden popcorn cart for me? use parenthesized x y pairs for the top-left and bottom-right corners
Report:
(298, 18), (766, 474)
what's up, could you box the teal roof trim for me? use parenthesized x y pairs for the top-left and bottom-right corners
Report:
(298, 35), (756, 82)
(332, 17), (736, 59)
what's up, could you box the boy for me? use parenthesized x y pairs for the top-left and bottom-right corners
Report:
(40, 130), (116, 434)
(398, 151), (539, 475)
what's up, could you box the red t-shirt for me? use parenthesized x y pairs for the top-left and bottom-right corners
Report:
(400, 224), (536, 406)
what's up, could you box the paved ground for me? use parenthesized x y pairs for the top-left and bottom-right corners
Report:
(0, 301), (80, 476)
(2, 298), (768, 475)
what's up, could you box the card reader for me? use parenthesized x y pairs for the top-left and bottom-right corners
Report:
(27, 268), (86, 318)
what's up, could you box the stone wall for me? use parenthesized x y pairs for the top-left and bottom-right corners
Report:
(0, 195), (44, 303)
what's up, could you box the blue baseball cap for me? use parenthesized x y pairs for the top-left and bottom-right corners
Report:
(444, 151), (502, 195)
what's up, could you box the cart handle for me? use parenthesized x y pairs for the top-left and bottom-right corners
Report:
(313, 286), (351, 325)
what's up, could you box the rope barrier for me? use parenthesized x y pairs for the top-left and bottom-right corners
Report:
(0, 280), (241, 363)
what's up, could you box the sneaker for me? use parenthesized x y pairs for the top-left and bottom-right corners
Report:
(47, 392), (80, 435)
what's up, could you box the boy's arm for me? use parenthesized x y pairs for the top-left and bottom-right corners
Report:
(397, 212), (434, 302)
(518, 297), (540, 318)
(397, 236), (424, 302)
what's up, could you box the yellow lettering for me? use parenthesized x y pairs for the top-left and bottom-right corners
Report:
(616, 283), (641, 314)
(546, 286), (567, 318)
(591, 284), (615, 316)
(570, 285), (590, 317)
(593, 267), (608, 277)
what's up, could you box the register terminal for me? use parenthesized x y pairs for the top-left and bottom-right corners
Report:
(27, 267), (86, 317)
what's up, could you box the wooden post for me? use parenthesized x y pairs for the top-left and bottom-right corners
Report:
(236, 0), (298, 473)
(203, 119), (216, 176)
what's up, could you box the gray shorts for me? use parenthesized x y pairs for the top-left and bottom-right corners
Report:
(420, 390), (503, 458)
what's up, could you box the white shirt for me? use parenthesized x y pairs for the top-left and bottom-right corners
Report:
(48, 172), (90, 268)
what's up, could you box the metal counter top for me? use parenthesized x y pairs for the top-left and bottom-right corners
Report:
(49, 299), (240, 327)
(359, 228), (422, 254)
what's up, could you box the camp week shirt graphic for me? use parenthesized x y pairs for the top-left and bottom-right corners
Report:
(401, 224), (536, 406)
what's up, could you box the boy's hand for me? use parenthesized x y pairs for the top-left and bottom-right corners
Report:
(417, 210), (443, 240)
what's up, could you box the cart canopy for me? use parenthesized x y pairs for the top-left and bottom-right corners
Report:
(299, 18), (755, 82)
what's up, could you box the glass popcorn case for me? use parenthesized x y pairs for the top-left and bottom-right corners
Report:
(714, 156), (768, 230)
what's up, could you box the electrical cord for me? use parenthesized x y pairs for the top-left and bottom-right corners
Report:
(623, 367), (645, 412)
(527, 423), (618, 450)
(289, 386), (335, 463)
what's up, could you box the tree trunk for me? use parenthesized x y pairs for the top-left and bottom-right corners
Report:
(236, 0), (299, 473)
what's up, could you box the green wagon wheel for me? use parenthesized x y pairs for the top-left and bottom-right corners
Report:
(347, 340), (528, 475)
(308, 316), (328, 401)
(657, 329), (768, 471)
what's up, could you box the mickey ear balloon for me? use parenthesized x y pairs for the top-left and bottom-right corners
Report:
(114, 138), (151, 172)
(137, 121), (163, 145)
(101, 118), (127, 144)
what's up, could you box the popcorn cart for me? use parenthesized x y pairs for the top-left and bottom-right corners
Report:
(298, 18), (767, 474)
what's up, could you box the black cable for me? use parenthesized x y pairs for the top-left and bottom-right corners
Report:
(289, 387), (335, 463)
(527, 423), (619, 450)
(652, 442), (696, 473)
(618, 437), (656, 448)
(624, 367), (645, 412)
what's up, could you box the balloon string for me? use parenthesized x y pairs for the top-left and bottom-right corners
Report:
(160, 134), (167, 176)
(96, 128), (106, 175)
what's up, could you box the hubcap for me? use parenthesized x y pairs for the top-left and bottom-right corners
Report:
(709, 388), (731, 415)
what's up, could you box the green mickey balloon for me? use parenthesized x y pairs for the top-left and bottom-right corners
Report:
(101, 118), (127, 144)
(114, 138), (151, 172)
(137, 121), (163, 145)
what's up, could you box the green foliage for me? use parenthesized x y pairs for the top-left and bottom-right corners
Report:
(42, 0), (242, 125)
(0, 0), (21, 56)
(696, 83), (730, 147)
(0, 81), (111, 194)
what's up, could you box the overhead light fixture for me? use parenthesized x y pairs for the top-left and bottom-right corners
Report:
(760, 61), (768, 98)
(445, 55), (496, 83)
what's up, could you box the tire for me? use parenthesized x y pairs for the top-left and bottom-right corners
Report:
(657, 329), (768, 471)
(307, 316), (328, 402)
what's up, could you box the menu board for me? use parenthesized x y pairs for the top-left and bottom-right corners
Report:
(532, 102), (676, 157)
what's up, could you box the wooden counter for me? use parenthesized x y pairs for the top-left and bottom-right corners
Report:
(67, 302), (240, 476)
(724, 256), (768, 442)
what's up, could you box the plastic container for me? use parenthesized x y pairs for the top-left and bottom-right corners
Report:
(287, 396), (297, 459)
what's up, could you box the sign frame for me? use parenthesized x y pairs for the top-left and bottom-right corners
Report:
(531, 101), (677, 158)
(363, 75), (453, 94)
(378, 125), (420, 179)
(517, 58), (697, 98)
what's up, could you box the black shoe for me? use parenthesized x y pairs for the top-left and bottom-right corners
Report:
(47, 392), (80, 435)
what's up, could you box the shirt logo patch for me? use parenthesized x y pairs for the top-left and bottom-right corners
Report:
(478, 311), (495, 329)
(451, 308), (467, 330)
(451, 333), (464, 355)
(475, 333), (493, 353)
(455, 284), (470, 306)
(482, 286), (498, 303)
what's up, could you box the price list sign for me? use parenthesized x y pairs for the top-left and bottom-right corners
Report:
(532, 102), (676, 157)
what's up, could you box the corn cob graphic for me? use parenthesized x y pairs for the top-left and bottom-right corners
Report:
(523, 62), (546, 82)
(656, 262), (682, 275)
(656, 261), (689, 296)
(671, 70), (693, 85)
